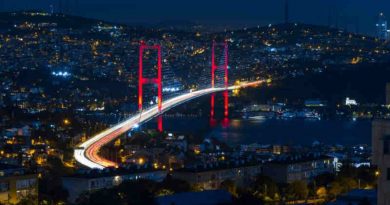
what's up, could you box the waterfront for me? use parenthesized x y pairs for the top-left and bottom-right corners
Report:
(148, 117), (372, 146)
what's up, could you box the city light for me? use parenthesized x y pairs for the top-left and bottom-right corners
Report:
(63, 119), (71, 125)
(138, 158), (145, 165)
(345, 97), (358, 106)
(52, 71), (71, 77)
(163, 87), (180, 92)
(4, 4), (388, 204)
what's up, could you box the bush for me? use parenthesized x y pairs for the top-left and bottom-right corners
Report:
(286, 181), (309, 201)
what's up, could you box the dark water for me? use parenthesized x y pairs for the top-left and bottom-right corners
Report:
(146, 117), (372, 146)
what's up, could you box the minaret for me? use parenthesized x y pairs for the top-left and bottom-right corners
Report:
(284, 0), (289, 24)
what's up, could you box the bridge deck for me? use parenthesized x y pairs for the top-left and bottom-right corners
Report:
(74, 81), (263, 169)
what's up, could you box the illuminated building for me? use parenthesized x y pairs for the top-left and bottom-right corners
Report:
(172, 163), (262, 190)
(63, 168), (166, 203)
(376, 13), (388, 40)
(0, 164), (38, 205)
(345, 97), (358, 106)
(372, 120), (390, 205)
(262, 154), (334, 183)
(304, 99), (327, 107)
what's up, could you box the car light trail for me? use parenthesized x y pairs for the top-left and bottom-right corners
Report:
(74, 81), (264, 169)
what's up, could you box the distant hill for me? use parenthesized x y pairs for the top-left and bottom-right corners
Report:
(1, 11), (389, 105)
(250, 62), (390, 104)
(0, 11), (109, 29)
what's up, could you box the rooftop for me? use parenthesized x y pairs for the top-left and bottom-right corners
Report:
(156, 190), (232, 205)
(267, 153), (333, 165)
(65, 165), (166, 179)
(176, 159), (261, 173)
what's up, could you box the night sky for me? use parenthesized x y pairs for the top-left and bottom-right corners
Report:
(3, 0), (390, 34)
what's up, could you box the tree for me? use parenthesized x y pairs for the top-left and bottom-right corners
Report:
(159, 175), (191, 193)
(86, 188), (123, 205)
(155, 189), (174, 197)
(314, 173), (336, 187)
(286, 181), (309, 201)
(328, 181), (343, 199)
(78, 180), (157, 205)
(233, 192), (264, 205)
(17, 194), (38, 205)
(190, 183), (204, 192)
(356, 166), (377, 188)
(220, 179), (238, 197)
(252, 175), (279, 200)
(316, 186), (327, 199)
(338, 177), (358, 192)
(339, 162), (358, 178)
(39, 157), (70, 204)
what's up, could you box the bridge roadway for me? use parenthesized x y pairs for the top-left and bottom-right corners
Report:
(74, 81), (264, 169)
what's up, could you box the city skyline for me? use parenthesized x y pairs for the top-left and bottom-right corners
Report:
(0, 2), (388, 204)
(1, 0), (389, 35)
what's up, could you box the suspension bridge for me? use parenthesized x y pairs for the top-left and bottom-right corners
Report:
(74, 41), (264, 169)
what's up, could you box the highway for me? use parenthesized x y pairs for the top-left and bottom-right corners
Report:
(74, 81), (264, 169)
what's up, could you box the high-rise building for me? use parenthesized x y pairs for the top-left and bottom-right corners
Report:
(0, 164), (38, 204)
(63, 169), (167, 203)
(376, 13), (388, 40)
(372, 120), (390, 205)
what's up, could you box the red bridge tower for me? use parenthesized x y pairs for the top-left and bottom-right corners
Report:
(139, 41), (163, 132)
(210, 40), (229, 120)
